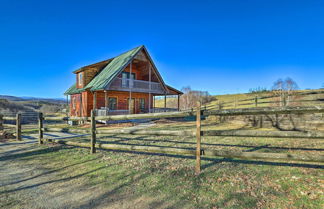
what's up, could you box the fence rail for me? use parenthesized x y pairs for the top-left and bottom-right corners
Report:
(204, 106), (324, 116)
(44, 127), (324, 139)
(202, 130), (324, 139)
(42, 138), (324, 163)
(39, 106), (324, 122)
(212, 91), (324, 109)
(0, 113), (21, 140)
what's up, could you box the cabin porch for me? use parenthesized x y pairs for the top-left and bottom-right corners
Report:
(68, 90), (181, 117)
(92, 91), (181, 117)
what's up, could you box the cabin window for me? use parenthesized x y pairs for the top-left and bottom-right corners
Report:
(78, 73), (83, 86)
(139, 98), (145, 110)
(108, 97), (117, 110)
(122, 72), (135, 88)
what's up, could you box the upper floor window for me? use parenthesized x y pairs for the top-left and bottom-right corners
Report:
(78, 73), (83, 86)
(122, 72), (135, 88)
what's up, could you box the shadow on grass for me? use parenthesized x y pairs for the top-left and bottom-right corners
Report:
(69, 147), (323, 208)
(75, 172), (151, 209)
(0, 146), (40, 157)
(22, 135), (37, 140)
(96, 135), (324, 152)
(0, 166), (107, 195)
(44, 133), (61, 137)
(201, 157), (324, 170)
(1, 142), (321, 208)
(245, 144), (271, 152)
(75, 171), (186, 209)
(0, 146), (68, 162)
(96, 148), (324, 169)
(1, 158), (99, 187)
(0, 139), (36, 147)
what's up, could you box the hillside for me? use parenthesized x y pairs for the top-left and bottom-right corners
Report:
(0, 95), (67, 117)
(154, 89), (324, 110)
(0, 95), (66, 104)
(207, 89), (324, 110)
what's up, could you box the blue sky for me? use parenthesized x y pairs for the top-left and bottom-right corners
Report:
(1, 0), (324, 98)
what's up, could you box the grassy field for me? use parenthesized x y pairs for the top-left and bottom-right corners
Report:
(154, 89), (324, 110)
(207, 89), (324, 110)
(1, 119), (323, 209)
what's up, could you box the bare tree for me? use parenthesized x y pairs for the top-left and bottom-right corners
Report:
(285, 77), (299, 106)
(269, 78), (301, 130)
(180, 86), (214, 110)
(271, 77), (299, 107)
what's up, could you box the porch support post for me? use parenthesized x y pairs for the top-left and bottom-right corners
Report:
(93, 91), (97, 111)
(66, 95), (69, 116)
(164, 94), (167, 112)
(178, 94), (180, 111)
(149, 66), (151, 113)
(104, 90), (109, 117)
(104, 90), (108, 108)
(153, 95), (155, 113)
(129, 62), (132, 114)
(80, 93), (83, 117)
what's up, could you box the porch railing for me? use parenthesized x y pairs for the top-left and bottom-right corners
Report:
(151, 108), (178, 113)
(96, 108), (129, 116)
(108, 78), (165, 94)
(95, 108), (178, 116)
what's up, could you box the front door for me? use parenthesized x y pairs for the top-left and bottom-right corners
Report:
(128, 98), (135, 114)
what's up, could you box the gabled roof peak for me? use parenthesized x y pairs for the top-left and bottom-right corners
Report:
(73, 45), (145, 74)
(84, 45), (145, 91)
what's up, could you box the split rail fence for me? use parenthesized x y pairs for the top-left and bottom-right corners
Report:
(213, 91), (324, 109)
(2, 106), (324, 174)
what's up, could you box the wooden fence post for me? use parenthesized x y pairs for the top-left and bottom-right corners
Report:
(259, 115), (263, 128)
(218, 101), (222, 110)
(195, 101), (201, 174)
(38, 112), (43, 144)
(16, 113), (21, 141)
(0, 114), (3, 131)
(90, 109), (96, 154)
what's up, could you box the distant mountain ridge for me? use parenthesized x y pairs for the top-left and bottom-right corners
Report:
(0, 95), (66, 104)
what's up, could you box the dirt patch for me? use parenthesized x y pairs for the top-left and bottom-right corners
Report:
(0, 142), (170, 209)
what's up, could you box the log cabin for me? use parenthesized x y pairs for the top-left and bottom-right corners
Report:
(64, 45), (183, 117)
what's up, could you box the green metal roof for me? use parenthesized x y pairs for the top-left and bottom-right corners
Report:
(64, 84), (84, 95)
(85, 45), (143, 91)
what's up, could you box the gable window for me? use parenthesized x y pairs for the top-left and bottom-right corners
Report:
(139, 98), (145, 110)
(78, 73), (83, 86)
(108, 97), (117, 110)
(122, 72), (135, 88)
